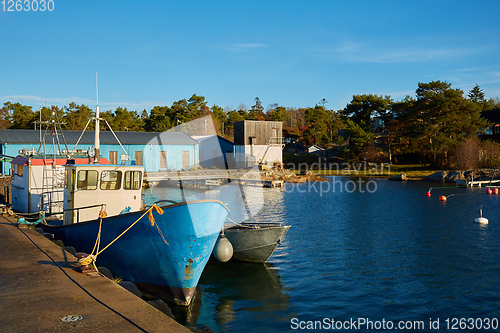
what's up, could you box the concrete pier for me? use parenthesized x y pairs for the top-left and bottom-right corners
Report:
(0, 214), (190, 332)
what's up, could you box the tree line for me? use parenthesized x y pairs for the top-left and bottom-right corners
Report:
(2, 81), (500, 168)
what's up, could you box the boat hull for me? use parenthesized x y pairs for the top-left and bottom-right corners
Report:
(41, 200), (229, 306)
(224, 224), (290, 263)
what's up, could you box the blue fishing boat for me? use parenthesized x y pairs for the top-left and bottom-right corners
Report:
(42, 195), (229, 306)
(16, 89), (229, 306)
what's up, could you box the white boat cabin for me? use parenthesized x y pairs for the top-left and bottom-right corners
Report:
(64, 162), (144, 224)
(10, 156), (107, 215)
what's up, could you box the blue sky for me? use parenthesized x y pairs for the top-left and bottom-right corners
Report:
(1, 0), (499, 114)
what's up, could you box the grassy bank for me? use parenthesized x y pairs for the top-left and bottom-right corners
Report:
(291, 164), (445, 180)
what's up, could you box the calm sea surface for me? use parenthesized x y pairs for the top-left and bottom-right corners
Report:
(145, 177), (500, 332)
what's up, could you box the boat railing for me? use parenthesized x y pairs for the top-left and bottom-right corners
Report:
(224, 220), (284, 230)
(40, 189), (65, 216)
(64, 203), (107, 224)
(154, 199), (178, 206)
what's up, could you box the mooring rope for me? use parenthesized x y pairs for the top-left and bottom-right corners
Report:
(79, 204), (167, 270)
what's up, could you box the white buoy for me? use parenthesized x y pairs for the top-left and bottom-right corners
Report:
(213, 233), (233, 262)
(474, 208), (489, 224)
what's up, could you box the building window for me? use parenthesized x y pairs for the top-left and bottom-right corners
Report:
(77, 170), (98, 190)
(100, 171), (122, 190)
(160, 151), (167, 169)
(109, 151), (118, 164)
(124, 171), (142, 190)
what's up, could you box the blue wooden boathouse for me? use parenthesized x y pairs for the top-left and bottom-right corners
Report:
(0, 129), (199, 175)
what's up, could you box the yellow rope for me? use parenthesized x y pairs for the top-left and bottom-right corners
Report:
(91, 212), (104, 255)
(96, 204), (164, 256)
(148, 204), (164, 226)
(78, 204), (166, 269)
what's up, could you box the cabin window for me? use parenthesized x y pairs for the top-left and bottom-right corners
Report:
(17, 164), (23, 177)
(124, 171), (142, 190)
(100, 171), (122, 190)
(77, 170), (98, 190)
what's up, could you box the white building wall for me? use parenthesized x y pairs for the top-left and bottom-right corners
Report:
(234, 145), (282, 167)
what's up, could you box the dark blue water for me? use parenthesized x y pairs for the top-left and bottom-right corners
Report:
(146, 177), (500, 332)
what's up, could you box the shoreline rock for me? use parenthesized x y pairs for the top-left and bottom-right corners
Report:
(389, 174), (407, 181)
(422, 171), (447, 183)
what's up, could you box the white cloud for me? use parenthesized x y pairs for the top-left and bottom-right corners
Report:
(228, 43), (268, 52)
(319, 41), (486, 64)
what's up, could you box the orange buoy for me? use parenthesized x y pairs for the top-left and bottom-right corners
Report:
(487, 188), (492, 194)
(439, 195), (447, 202)
(494, 188), (499, 195)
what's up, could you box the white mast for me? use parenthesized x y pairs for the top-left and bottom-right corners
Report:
(94, 73), (100, 163)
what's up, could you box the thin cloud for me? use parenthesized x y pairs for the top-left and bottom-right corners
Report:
(319, 41), (485, 64)
(228, 43), (268, 52)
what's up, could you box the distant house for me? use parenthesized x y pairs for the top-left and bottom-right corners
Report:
(307, 144), (325, 155)
(233, 120), (283, 167)
(370, 117), (384, 133)
(192, 135), (235, 169)
(480, 109), (500, 141)
(283, 142), (307, 154)
(0, 129), (199, 175)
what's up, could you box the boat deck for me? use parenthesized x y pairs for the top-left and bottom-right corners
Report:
(0, 214), (190, 333)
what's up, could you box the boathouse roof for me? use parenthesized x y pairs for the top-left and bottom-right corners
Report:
(192, 134), (234, 145)
(0, 129), (199, 145)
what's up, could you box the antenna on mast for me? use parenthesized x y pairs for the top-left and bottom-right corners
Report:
(94, 73), (100, 163)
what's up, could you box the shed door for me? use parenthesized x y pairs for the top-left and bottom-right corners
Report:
(135, 151), (143, 166)
(182, 151), (190, 169)
(109, 151), (118, 164)
(159, 151), (167, 169)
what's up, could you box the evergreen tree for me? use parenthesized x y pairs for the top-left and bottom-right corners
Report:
(63, 103), (94, 130)
(399, 81), (489, 167)
(4, 102), (35, 129)
(249, 97), (265, 120)
(342, 94), (392, 132)
(468, 84), (485, 103)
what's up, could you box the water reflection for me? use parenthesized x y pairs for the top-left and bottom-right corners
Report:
(198, 261), (290, 331)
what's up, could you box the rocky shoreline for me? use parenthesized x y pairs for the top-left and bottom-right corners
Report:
(389, 169), (500, 183)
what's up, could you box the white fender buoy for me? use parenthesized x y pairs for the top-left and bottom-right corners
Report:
(213, 233), (233, 262)
(474, 208), (489, 224)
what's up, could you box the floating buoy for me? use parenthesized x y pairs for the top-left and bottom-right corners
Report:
(425, 191), (431, 197)
(439, 195), (447, 202)
(213, 233), (233, 262)
(493, 188), (499, 195)
(486, 188), (492, 194)
(474, 208), (489, 224)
